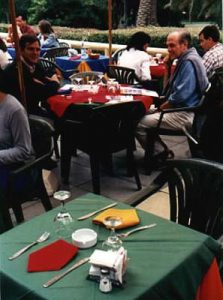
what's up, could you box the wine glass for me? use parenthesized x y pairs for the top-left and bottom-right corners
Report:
(53, 190), (74, 239)
(98, 74), (104, 85)
(75, 77), (82, 89)
(102, 216), (123, 251)
(88, 80), (95, 92)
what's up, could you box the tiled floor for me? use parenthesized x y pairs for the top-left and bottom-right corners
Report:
(11, 135), (190, 225)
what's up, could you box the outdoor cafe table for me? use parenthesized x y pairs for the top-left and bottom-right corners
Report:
(54, 56), (165, 80)
(7, 47), (48, 59)
(48, 86), (153, 118)
(1, 193), (222, 300)
(55, 55), (110, 74)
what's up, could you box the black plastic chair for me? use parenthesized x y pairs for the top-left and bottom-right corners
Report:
(2, 115), (54, 231)
(42, 46), (69, 61)
(111, 48), (126, 64)
(58, 42), (70, 48)
(38, 58), (77, 83)
(126, 158), (223, 240)
(60, 101), (146, 194)
(107, 65), (136, 84)
(189, 68), (223, 162)
(144, 84), (211, 173)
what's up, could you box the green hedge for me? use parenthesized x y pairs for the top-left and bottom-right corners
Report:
(1, 24), (222, 48)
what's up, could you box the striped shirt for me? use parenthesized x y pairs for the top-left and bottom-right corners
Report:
(202, 42), (223, 78)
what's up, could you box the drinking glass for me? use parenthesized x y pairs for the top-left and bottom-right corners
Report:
(88, 80), (95, 92)
(53, 190), (74, 239)
(155, 53), (162, 64)
(75, 77), (82, 89)
(102, 216), (122, 251)
(98, 74), (104, 84)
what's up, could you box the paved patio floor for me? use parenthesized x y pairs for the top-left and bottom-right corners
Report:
(10, 135), (191, 225)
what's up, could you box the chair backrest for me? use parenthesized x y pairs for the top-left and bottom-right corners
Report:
(107, 65), (136, 84)
(42, 47), (69, 62)
(163, 158), (223, 239)
(29, 115), (54, 159)
(38, 58), (62, 78)
(59, 42), (70, 48)
(69, 71), (103, 84)
(111, 48), (126, 64)
(63, 101), (146, 153)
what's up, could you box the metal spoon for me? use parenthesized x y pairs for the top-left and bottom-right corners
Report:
(117, 224), (157, 238)
(8, 231), (50, 260)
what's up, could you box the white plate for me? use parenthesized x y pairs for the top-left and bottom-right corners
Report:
(72, 228), (97, 249)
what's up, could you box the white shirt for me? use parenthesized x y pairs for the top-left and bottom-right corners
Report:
(118, 48), (152, 81)
(0, 50), (12, 69)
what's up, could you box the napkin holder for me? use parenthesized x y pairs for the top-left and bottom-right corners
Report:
(87, 247), (127, 290)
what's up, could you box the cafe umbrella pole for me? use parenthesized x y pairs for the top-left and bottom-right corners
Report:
(8, 0), (27, 110)
(108, 0), (112, 64)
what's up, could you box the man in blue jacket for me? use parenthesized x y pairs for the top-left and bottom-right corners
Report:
(136, 30), (209, 166)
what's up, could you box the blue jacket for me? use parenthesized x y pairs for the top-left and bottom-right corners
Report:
(164, 48), (209, 107)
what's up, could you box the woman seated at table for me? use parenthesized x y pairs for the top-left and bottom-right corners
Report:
(0, 38), (12, 69)
(117, 31), (153, 87)
(0, 71), (34, 191)
(38, 20), (59, 48)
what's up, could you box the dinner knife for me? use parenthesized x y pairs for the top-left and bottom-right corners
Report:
(43, 257), (90, 288)
(77, 202), (117, 221)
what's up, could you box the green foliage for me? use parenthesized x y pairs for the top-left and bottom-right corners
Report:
(54, 25), (220, 48)
(28, 0), (48, 24)
(27, 0), (109, 29)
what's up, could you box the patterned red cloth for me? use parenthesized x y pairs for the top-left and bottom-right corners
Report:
(27, 239), (78, 272)
(48, 86), (153, 117)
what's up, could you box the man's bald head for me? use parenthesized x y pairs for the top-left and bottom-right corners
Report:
(166, 30), (192, 59)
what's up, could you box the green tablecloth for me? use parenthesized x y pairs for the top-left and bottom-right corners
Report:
(0, 193), (220, 300)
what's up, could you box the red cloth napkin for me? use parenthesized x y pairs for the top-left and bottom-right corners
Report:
(27, 239), (78, 272)
(69, 55), (81, 60)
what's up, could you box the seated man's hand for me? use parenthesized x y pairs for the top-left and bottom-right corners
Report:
(159, 100), (172, 111)
(46, 74), (60, 84)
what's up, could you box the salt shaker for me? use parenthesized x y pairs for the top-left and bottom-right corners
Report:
(99, 268), (112, 293)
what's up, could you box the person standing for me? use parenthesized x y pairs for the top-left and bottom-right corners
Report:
(199, 25), (223, 78)
(136, 30), (209, 164)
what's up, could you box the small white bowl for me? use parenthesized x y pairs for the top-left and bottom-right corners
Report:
(72, 228), (97, 249)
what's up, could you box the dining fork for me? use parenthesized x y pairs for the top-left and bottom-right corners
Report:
(8, 231), (50, 260)
(117, 224), (157, 238)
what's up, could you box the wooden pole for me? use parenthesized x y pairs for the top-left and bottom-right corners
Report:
(8, 0), (27, 110)
(108, 0), (112, 64)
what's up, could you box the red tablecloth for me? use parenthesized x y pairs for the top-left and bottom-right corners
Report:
(150, 63), (165, 78)
(48, 86), (153, 118)
(195, 258), (223, 300)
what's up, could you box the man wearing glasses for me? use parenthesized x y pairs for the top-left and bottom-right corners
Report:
(3, 34), (59, 116)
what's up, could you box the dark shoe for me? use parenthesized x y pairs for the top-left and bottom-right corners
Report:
(145, 149), (174, 175)
(154, 149), (174, 164)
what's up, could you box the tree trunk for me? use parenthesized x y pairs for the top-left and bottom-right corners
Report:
(136, 0), (157, 26)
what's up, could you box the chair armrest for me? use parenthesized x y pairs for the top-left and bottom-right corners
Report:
(10, 152), (51, 176)
(157, 105), (199, 129)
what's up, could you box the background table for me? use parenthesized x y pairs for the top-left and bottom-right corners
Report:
(150, 63), (165, 78)
(48, 86), (153, 118)
(56, 55), (109, 74)
(7, 47), (48, 59)
(0, 193), (222, 300)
